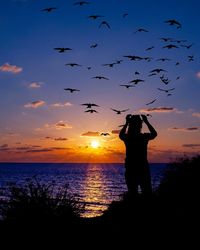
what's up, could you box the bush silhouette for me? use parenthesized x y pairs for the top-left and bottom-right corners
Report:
(0, 177), (84, 226)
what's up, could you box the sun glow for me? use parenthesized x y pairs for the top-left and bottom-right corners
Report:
(90, 140), (100, 149)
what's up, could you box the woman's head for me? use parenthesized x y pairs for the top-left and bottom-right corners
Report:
(127, 115), (143, 135)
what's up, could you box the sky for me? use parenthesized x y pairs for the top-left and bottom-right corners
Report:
(0, 0), (200, 163)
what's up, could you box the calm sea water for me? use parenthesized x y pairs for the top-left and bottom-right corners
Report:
(0, 163), (166, 217)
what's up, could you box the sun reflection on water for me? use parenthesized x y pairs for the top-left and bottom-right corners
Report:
(80, 164), (110, 218)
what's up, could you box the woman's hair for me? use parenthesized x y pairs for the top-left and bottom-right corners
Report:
(127, 115), (143, 135)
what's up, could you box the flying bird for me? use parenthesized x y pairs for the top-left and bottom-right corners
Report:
(74, 1), (91, 6)
(90, 43), (98, 48)
(160, 37), (173, 42)
(120, 84), (134, 89)
(123, 55), (143, 61)
(145, 99), (157, 105)
(145, 46), (154, 51)
(99, 21), (111, 29)
(102, 63), (116, 68)
(181, 43), (194, 49)
(156, 58), (170, 62)
(134, 28), (148, 33)
(160, 75), (170, 84)
(81, 103), (100, 108)
(64, 88), (80, 93)
(163, 44), (179, 49)
(150, 68), (167, 74)
(115, 60), (123, 64)
(54, 48), (72, 53)
(164, 19), (182, 29)
(92, 76), (109, 80)
(41, 7), (57, 12)
(157, 88), (175, 93)
(129, 79), (145, 84)
(85, 109), (98, 113)
(111, 108), (129, 114)
(135, 71), (140, 75)
(65, 63), (82, 67)
(101, 133), (110, 136)
(87, 15), (104, 20)
(122, 13), (128, 18)
(188, 55), (194, 61)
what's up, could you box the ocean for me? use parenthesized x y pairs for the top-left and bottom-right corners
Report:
(0, 163), (167, 217)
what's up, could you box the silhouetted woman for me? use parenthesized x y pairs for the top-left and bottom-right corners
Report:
(119, 114), (157, 196)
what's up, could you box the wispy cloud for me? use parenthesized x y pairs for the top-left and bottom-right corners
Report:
(28, 82), (43, 88)
(111, 130), (120, 134)
(192, 112), (200, 118)
(182, 144), (200, 148)
(169, 127), (200, 132)
(54, 137), (68, 141)
(81, 131), (100, 137)
(140, 107), (182, 113)
(50, 102), (72, 108)
(24, 100), (46, 108)
(196, 71), (200, 79)
(0, 63), (22, 74)
(55, 121), (72, 129)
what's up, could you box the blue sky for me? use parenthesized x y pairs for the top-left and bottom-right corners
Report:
(0, 0), (200, 162)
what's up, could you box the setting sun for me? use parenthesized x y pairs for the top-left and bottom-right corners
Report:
(91, 140), (100, 149)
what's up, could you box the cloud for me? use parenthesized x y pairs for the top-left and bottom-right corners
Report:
(0, 144), (10, 151)
(24, 100), (46, 108)
(54, 137), (68, 141)
(111, 130), (120, 134)
(196, 72), (200, 79)
(182, 144), (200, 148)
(0, 63), (23, 74)
(140, 107), (182, 113)
(25, 147), (66, 153)
(29, 82), (43, 88)
(50, 102), (72, 108)
(55, 121), (72, 129)
(81, 131), (100, 137)
(169, 127), (200, 132)
(192, 112), (200, 118)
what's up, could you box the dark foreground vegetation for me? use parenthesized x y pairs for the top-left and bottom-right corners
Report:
(0, 155), (199, 246)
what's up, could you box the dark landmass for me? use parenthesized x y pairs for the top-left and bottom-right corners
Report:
(0, 155), (199, 247)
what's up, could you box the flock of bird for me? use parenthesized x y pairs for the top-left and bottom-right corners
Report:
(40, 1), (194, 133)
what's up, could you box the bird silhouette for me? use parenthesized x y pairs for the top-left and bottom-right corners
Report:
(175, 62), (180, 66)
(101, 132), (110, 136)
(135, 71), (140, 75)
(92, 76), (109, 80)
(145, 46), (154, 51)
(157, 87), (175, 93)
(122, 13), (128, 18)
(156, 58), (170, 62)
(172, 39), (187, 43)
(54, 48), (72, 53)
(111, 108), (129, 114)
(41, 7), (57, 12)
(85, 109), (98, 113)
(164, 19), (182, 29)
(64, 88), (80, 93)
(88, 15), (104, 20)
(90, 43), (98, 48)
(81, 103), (99, 108)
(160, 37), (173, 42)
(188, 55), (194, 61)
(145, 99), (157, 105)
(150, 68), (167, 74)
(181, 43), (194, 49)
(65, 63), (82, 67)
(160, 75), (170, 84)
(99, 21), (111, 29)
(115, 60), (123, 64)
(163, 44), (179, 49)
(176, 76), (180, 80)
(134, 28), (148, 33)
(102, 63), (116, 68)
(129, 79), (145, 84)
(123, 55), (143, 61)
(120, 84), (134, 89)
(74, 1), (91, 6)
